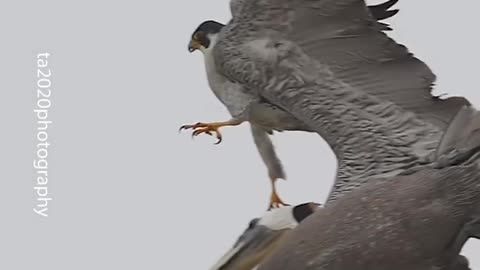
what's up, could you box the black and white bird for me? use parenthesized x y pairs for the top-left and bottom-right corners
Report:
(180, 0), (402, 209)
(208, 202), (320, 270)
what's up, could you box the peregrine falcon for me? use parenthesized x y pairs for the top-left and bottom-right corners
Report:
(180, 0), (402, 209)
(192, 0), (480, 268)
(207, 0), (468, 203)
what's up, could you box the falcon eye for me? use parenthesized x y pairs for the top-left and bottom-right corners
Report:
(193, 32), (204, 41)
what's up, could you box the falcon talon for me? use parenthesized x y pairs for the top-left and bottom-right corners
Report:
(269, 189), (289, 210)
(179, 124), (194, 132)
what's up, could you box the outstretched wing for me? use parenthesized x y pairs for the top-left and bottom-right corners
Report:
(214, 0), (469, 200)
(232, 0), (399, 30)
(219, 0), (467, 130)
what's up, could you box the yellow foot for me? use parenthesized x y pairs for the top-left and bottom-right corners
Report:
(179, 120), (243, 145)
(268, 190), (290, 210)
(180, 122), (223, 144)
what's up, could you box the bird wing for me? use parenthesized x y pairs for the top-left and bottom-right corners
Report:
(368, 0), (399, 21)
(217, 0), (468, 130)
(367, 0), (399, 31)
(232, 0), (399, 30)
(214, 0), (469, 200)
(219, 0), (400, 197)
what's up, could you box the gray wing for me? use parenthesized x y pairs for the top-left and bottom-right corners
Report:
(368, 0), (399, 31)
(214, 0), (469, 200)
(229, 0), (244, 18)
(250, 124), (286, 181)
(368, 0), (398, 21)
(217, 0), (468, 130)
(233, 0), (399, 30)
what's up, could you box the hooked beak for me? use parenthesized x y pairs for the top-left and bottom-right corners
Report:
(209, 226), (290, 270)
(188, 39), (201, 52)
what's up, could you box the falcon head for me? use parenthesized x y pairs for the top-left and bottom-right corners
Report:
(188, 20), (225, 53)
(209, 202), (321, 270)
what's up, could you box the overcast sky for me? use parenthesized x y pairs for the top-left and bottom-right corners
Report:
(2, 0), (479, 269)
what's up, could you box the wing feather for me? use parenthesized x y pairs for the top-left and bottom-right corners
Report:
(220, 0), (469, 130)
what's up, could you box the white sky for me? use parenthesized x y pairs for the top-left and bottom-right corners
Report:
(2, 0), (479, 269)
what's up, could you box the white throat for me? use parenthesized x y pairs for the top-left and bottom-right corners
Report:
(195, 32), (254, 119)
(198, 33), (226, 101)
(199, 33), (218, 56)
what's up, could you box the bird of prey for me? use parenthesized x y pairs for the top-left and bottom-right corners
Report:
(181, 0), (402, 209)
(187, 0), (480, 268)
(209, 202), (320, 270)
(209, 0), (469, 204)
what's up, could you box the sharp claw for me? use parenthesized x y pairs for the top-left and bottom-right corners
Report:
(192, 129), (203, 137)
(268, 203), (275, 210)
(269, 192), (289, 209)
(214, 133), (223, 145)
(180, 122), (227, 144)
(180, 125), (194, 132)
(179, 122), (206, 133)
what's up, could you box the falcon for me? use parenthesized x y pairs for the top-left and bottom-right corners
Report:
(181, 0), (401, 209)
(203, 0), (468, 203)
(186, 0), (480, 268)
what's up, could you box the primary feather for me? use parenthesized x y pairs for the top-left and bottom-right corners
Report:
(209, 0), (480, 269)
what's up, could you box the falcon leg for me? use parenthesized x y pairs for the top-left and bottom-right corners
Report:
(268, 178), (289, 210)
(179, 119), (243, 144)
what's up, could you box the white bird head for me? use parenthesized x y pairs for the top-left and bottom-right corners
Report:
(209, 202), (321, 270)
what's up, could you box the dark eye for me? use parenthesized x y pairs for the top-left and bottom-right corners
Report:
(193, 32), (204, 40)
(247, 218), (259, 229)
